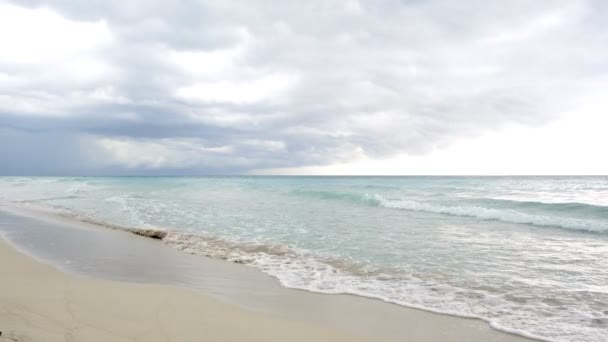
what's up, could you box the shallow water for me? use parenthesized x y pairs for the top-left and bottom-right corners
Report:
(1, 176), (607, 341)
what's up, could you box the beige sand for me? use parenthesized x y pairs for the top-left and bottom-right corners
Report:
(0, 206), (535, 342)
(0, 238), (369, 342)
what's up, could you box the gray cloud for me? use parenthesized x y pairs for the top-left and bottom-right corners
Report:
(1, 0), (607, 174)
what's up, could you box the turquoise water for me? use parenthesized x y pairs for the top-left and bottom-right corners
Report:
(1, 176), (607, 341)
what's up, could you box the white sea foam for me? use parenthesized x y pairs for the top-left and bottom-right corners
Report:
(161, 231), (574, 342)
(375, 196), (608, 233)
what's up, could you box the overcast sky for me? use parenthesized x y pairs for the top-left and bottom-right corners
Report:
(1, 0), (607, 175)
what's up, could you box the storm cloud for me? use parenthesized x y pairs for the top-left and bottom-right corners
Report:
(1, 0), (607, 174)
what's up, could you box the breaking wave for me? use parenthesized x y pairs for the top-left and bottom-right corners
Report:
(289, 189), (608, 233)
(376, 197), (608, 234)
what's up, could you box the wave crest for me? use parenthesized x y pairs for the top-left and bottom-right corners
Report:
(376, 197), (608, 233)
(288, 189), (608, 233)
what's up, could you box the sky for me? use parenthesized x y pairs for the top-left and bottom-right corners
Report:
(0, 0), (607, 175)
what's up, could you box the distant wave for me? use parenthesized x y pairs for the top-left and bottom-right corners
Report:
(377, 197), (608, 234)
(475, 197), (608, 215)
(289, 189), (608, 233)
(290, 189), (382, 206)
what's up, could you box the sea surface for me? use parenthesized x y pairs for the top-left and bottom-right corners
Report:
(0, 176), (607, 342)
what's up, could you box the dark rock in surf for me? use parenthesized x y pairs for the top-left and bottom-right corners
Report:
(129, 228), (168, 240)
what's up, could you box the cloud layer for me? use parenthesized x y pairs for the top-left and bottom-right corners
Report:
(1, 0), (606, 174)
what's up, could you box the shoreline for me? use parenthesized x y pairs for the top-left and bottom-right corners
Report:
(0, 236), (371, 342)
(0, 205), (535, 341)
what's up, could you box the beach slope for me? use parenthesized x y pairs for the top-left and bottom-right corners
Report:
(0, 238), (368, 342)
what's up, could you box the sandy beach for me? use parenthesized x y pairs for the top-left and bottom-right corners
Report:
(0, 207), (535, 342)
(0, 237), (369, 342)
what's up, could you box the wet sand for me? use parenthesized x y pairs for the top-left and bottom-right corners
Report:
(0, 236), (371, 342)
(0, 206), (533, 341)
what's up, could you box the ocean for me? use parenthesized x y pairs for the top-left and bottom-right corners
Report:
(0, 176), (606, 342)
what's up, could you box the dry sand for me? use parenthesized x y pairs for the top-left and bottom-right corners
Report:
(0, 237), (369, 342)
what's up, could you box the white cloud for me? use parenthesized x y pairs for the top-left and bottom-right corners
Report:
(0, 3), (112, 65)
(170, 48), (240, 76)
(242, 139), (286, 152)
(1, 0), (607, 174)
(255, 91), (608, 175)
(168, 28), (251, 77)
(95, 137), (234, 169)
(479, 5), (582, 44)
(174, 73), (297, 104)
(0, 3), (117, 116)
